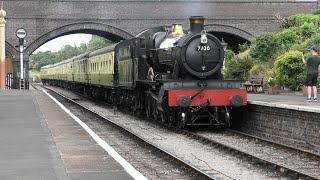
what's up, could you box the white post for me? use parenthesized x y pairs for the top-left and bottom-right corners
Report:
(0, 2), (6, 89)
(20, 45), (24, 89)
(16, 28), (27, 89)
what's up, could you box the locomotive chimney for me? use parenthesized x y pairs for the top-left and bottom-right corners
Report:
(189, 16), (205, 33)
(171, 23), (184, 37)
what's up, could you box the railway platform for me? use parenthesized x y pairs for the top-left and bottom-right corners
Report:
(248, 92), (320, 113)
(0, 90), (134, 180)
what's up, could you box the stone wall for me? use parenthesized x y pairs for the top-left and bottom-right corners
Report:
(233, 105), (320, 156)
(2, 0), (318, 88)
(3, 0), (317, 51)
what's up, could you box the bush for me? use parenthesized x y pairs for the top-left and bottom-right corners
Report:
(250, 33), (281, 62)
(249, 64), (266, 75)
(290, 43), (307, 52)
(224, 49), (235, 61)
(224, 55), (254, 81)
(276, 28), (301, 49)
(287, 14), (320, 27)
(238, 42), (250, 53)
(309, 33), (320, 46)
(298, 22), (317, 38)
(313, 9), (320, 15)
(274, 51), (306, 90)
(267, 77), (276, 87)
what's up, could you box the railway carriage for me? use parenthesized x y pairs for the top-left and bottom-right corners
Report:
(41, 16), (247, 128)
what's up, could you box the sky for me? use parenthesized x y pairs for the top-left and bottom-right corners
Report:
(33, 34), (92, 53)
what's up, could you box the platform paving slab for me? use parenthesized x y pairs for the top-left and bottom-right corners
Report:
(33, 90), (133, 180)
(0, 90), (134, 180)
(0, 90), (68, 180)
(248, 93), (320, 113)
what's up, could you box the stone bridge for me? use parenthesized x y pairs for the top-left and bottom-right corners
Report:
(2, 0), (319, 88)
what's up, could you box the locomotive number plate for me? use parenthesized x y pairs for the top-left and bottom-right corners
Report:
(197, 45), (211, 51)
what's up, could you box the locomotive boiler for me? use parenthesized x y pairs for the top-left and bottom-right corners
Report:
(41, 16), (247, 129)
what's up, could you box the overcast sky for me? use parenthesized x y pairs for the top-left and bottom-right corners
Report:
(33, 34), (92, 53)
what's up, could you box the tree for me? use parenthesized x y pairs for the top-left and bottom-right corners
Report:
(30, 51), (58, 70)
(250, 32), (281, 62)
(78, 43), (87, 53)
(87, 35), (113, 51)
(30, 35), (114, 70)
(56, 45), (81, 62)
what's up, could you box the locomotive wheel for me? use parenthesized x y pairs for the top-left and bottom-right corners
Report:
(145, 97), (152, 118)
(153, 100), (159, 121)
(178, 118), (186, 129)
(167, 115), (175, 127)
(160, 112), (166, 123)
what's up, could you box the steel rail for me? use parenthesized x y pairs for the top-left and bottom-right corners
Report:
(178, 128), (319, 180)
(39, 84), (217, 180)
(35, 84), (319, 179)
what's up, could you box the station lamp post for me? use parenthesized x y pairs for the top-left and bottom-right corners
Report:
(16, 28), (27, 89)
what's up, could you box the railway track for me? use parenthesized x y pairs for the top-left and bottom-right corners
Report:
(183, 129), (320, 180)
(35, 84), (320, 180)
(34, 84), (215, 180)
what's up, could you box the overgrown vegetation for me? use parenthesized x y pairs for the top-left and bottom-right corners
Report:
(224, 55), (254, 82)
(274, 51), (305, 90)
(224, 11), (320, 91)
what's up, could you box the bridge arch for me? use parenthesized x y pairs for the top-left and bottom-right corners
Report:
(26, 22), (134, 55)
(206, 24), (254, 52)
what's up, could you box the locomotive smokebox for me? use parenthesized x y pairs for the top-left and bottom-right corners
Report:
(189, 16), (205, 33)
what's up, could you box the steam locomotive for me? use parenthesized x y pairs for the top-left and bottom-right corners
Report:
(41, 16), (247, 128)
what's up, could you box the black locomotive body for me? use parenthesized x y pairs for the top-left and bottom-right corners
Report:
(41, 16), (247, 128)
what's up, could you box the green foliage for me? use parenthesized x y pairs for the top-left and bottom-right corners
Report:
(30, 51), (58, 70)
(224, 49), (235, 61)
(56, 45), (81, 62)
(313, 9), (320, 15)
(287, 14), (320, 27)
(309, 33), (320, 46)
(298, 22), (317, 38)
(250, 32), (280, 62)
(30, 35), (113, 70)
(274, 51), (306, 90)
(29, 70), (41, 83)
(224, 55), (254, 81)
(276, 28), (301, 49)
(249, 64), (265, 75)
(238, 42), (250, 53)
(266, 77), (276, 87)
(87, 35), (113, 52)
(290, 43), (307, 52)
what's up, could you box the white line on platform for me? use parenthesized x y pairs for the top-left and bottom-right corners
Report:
(42, 90), (148, 180)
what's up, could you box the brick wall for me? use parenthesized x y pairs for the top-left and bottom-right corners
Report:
(232, 105), (320, 156)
